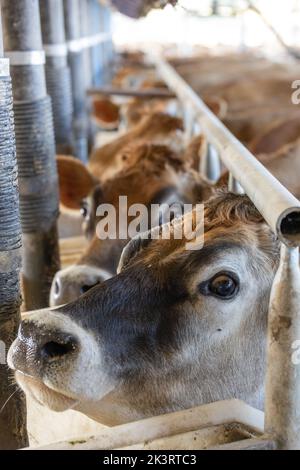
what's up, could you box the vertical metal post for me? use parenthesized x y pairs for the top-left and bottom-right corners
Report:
(228, 173), (245, 194)
(80, 0), (94, 151)
(89, 0), (104, 86)
(200, 143), (221, 182)
(184, 107), (194, 144)
(63, 0), (88, 162)
(0, 4), (28, 449)
(265, 244), (300, 449)
(80, 0), (93, 94)
(100, 2), (113, 84)
(39, 0), (74, 154)
(2, 0), (60, 311)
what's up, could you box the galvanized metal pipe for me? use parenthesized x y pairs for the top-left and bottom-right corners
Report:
(152, 55), (300, 247)
(0, 5), (28, 449)
(63, 0), (88, 162)
(228, 173), (245, 194)
(2, 0), (60, 310)
(265, 245), (300, 449)
(39, 0), (73, 154)
(100, 2), (113, 84)
(200, 143), (221, 182)
(88, 0), (104, 86)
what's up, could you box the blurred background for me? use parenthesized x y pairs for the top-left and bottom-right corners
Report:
(111, 0), (300, 59)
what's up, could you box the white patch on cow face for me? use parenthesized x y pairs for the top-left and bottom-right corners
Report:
(9, 310), (117, 412)
(50, 265), (112, 307)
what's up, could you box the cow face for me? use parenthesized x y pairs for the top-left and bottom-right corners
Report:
(52, 144), (211, 306)
(9, 192), (279, 425)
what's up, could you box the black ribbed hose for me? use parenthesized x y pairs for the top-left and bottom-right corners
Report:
(1, 0), (60, 311)
(0, 45), (28, 449)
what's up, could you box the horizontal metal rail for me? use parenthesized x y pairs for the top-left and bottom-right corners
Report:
(151, 55), (300, 248)
(87, 86), (176, 99)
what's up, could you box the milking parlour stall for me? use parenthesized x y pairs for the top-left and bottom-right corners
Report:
(0, 0), (300, 463)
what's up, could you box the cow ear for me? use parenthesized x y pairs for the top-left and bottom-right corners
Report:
(92, 97), (120, 130)
(216, 171), (229, 188)
(56, 155), (97, 210)
(204, 97), (228, 120)
(184, 134), (207, 171)
(117, 226), (164, 273)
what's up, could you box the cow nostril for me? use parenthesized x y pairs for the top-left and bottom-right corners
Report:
(54, 279), (60, 297)
(80, 283), (99, 295)
(41, 337), (77, 362)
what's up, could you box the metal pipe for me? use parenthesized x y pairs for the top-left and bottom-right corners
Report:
(228, 173), (245, 194)
(151, 55), (300, 247)
(63, 0), (88, 162)
(0, 5), (28, 449)
(80, 0), (95, 152)
(200, 143), (221, 182)
(87, 86), (175, 98)
(2, 0), (60, 310)
(88, 0), (104, 86)
(265, 245), (300, 449)
(39, 0), (74, 154)
(99, 3), (113, 84)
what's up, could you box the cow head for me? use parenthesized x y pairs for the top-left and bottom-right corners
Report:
(53, 144), (211, 306)
(9, 192), (279, 425)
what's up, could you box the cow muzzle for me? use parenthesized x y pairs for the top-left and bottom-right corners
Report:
(50, 264), (112, 306)
(8, 309), (115, 411)
(8, 313), (79, 379)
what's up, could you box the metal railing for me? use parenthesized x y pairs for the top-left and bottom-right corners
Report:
(150, 54), (300, 450)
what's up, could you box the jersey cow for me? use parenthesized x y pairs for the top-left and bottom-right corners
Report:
(8, 191), (279, 426)
(52, 142), (212, 306)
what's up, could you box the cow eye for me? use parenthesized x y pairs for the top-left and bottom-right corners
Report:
(80, 201), (89, 219)
(199, 272), (239, 300)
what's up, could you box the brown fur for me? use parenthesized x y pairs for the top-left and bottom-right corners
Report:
(89, 112), (184, 181)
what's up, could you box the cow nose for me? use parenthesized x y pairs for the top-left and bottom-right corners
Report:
(40, 335), (77, 362)
(50, 271), (78, 306)
(9, 319), (78, 375)
(53, 276), (62, 300)
(50, 265), (112, 307)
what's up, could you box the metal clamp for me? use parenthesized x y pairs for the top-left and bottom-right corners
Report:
(5, 50), (46, 66)
(0, 58), (10, 77)
(43, 43), (68, 58)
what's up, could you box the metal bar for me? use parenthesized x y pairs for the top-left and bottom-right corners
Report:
(151, 55), (300, 247)
(67, 33), (111, 52)
(2, 0), (60, 310)
(63, 0), (88, 162)
(5, 50), (46, 65)
(0, 5), (28, 449)
(200, 143), (221, 182)
(39, 0), (74, 154)
(265, 245), (300, 449)
(228, 173), (245, 194)
(87, 86), (176, 98)
(89, 0), (106, 86)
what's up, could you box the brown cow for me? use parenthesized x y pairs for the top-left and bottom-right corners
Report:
(89, 112), (184, 182)
(52, 142), (212, 306)
(8, 191), (279, 425)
